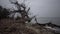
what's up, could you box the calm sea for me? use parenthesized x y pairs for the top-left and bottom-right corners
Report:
(37, 17), (60, 25)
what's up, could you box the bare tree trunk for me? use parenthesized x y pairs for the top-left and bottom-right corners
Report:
(35, 17), (38, 23)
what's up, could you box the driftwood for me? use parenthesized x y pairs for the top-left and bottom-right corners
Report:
(46, 22), (60, 28)
(36, 22), (60, 28)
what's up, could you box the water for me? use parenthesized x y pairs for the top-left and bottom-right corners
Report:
(36, 17), (60, 33)
(37, 17), (60, 25)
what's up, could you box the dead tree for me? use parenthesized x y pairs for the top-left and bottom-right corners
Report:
(9, 0), (35, 23)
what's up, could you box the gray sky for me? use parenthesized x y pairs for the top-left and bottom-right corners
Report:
(0, 0), (60, 17)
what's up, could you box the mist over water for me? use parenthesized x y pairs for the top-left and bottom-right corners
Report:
(37, 17), (60, 25)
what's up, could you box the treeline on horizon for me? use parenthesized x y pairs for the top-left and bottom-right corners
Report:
(0, 6), (10, 19)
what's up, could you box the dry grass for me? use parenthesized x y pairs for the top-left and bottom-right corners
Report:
(0, 18), (56, 34)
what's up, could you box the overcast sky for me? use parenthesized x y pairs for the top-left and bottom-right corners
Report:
(0, 0), (60, 17)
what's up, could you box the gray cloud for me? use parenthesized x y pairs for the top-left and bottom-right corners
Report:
(0, 0), (60, 17)
(29, 0), (60, 17)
